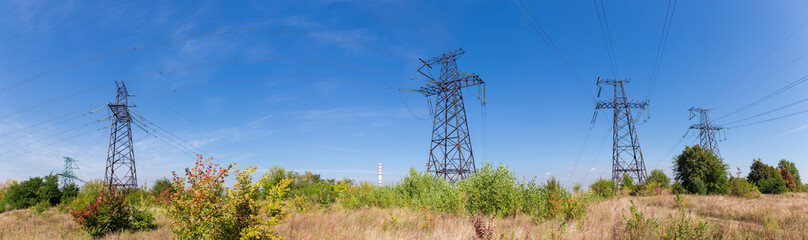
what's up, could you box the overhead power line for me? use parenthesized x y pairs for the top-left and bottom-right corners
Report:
(508, 0), (595, 100)
(593, 0), (620, 77)
(716, 73), (808, 121)
(646, 0), (678, 102)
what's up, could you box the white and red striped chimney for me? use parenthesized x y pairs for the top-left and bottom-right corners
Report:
(378, 163), (382, 186)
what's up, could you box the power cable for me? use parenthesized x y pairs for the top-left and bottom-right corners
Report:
(646, 0), (678, 102)
(593, 0), (620, 77)
(716, 73), (808, 121)
(509, 0), (596, 100)
(722, 96), (808, 126)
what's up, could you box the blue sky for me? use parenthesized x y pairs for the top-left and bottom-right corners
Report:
(0, 0), (806, 187)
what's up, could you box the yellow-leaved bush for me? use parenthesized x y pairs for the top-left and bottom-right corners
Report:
(168, 155), (292, 240)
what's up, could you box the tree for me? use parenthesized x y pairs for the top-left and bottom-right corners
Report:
(747, 159), (788, 194)
(648, 170), (670, 188)
(673, 145), (729, 194)
(779, 168), (796, 191)
(778, 159), (802, 190)
(3, 175), (62, 210)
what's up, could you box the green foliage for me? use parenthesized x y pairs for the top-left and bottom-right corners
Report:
(589, 178), (617, 199)
(621, 200), (658, 239)
(691, 178), (707, 195)
(60, 183), (79, 203)
(727, 177), (760, 198)
(620, 174), (635, 191)
(648, 170), (670, 188)
(169, 156), (290, 240)
(3, 175), (62, 210)
(70, 188), (156, 237)
(662, 212), (721, 239)
(778, 159), (802, 190)
(747, 159), (788, 194)
(631, 181), (663, 196)
(671, 182), (687, 195)
(779, 168), (797, 191)
(150, 178), (174, 206)
(33, 200), (49, 213)
(336, 163), (589, 222)
(67, 180), (104, 211)
(458, 162), (519, 217)
(673, 145), (729, 194)
(758, 177), (788, 194)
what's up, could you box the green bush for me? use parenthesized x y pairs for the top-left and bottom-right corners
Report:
(648, 170), (670, 188)
(70, 188), (155, 237)
(620, 200), (658, 239)
(68, 180), (104, 211)
(457, 162), (519, 217)
(690, 178), (707, 195)
(620, 174), (635, 191)
(758, 177), (788, 194)
(671, 182), (687, 195)
(3, 175), (62, 210)
(778, 159), (802, 191)
(747, 159), (788, 194)
(727, 177), (760, 198)
(673, 145), (729, 194)
(589, 178), (617, 199)
(60, 183), (79, 203)
(631, 181), (662, 196)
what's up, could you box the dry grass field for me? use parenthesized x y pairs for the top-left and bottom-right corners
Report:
(1, 193), (806, 239)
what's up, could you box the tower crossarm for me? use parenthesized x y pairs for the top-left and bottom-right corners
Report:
(416, 73), (484, 97)
(594, 100), (648, 109)
(688, 124), (724, 131)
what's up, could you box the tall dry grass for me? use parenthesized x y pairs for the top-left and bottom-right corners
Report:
(1, 193), (806, 239)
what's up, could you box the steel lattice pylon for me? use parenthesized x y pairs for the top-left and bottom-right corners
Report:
(413, 48), (485, 183)
(58, 156), (80, 187)
(595, 77), (648, 184)
(688, 107), (724, 158)
(105, 81), (138, 189)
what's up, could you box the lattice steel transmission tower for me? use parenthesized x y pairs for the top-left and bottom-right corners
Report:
(688, 107), (725, 158)
(411, 48), (485, 183)
(595, 77), (649, 184)
(105, 81), (138, 189)
(58, 156), (80, 187)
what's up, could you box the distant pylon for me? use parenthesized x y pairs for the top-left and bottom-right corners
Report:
(688, 107), (725, 158)
(409, 48), (485, 183)
(58, 156), (79, 187)
(105, 81), (138, 189)
(595, 77), (649, 184)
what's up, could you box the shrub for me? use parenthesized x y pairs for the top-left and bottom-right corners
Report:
(67, 180), (105, 211)
(457, 162), (519, 217)
(618, 200), (658, 239)
(671, 182), (687, 195)
(690, 178), (707, 195)
(747, 159), (788, 194)
(70, 188), (156, 237)
(60, 183), (79, 203)
(620, 174), (635, 191)
(150, 178), (174, 206)
(589, 178), (617, 199)
(472, 215), (494, 240)
(727, 177), (760, 198)
(648, 170), (670, 188)
(662, 212), (721, 239)
(169, 155), (291, 240)
(631, 181), (663, 196)
(673, 145), (729, 194)
(778, 159), (802, 190)
(758, 177), (788, 194)
(3, 175), (62, 210)
(779, 168), (797, 191)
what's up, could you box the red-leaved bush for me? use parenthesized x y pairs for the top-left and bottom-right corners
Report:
(70, 188), (155, 237)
